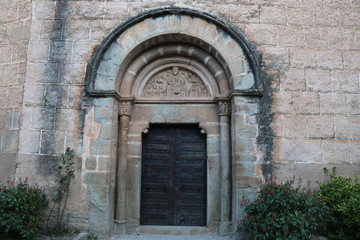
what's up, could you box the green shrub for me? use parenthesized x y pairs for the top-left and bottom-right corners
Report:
(238, 177), (328, 240)
(318, 168), (360, 240)
(0, 178), (48, 240)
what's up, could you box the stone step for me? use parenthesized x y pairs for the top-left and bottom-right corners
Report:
(110, 234), (233, 240)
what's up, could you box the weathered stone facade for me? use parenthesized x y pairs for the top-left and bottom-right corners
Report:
(0, 0), (359, 237)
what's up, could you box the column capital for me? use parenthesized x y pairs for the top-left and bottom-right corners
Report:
(217, 100), (230, 116)
(119, 100), (133, 116)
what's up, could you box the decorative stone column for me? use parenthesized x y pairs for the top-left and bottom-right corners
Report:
(115, 100), (132, 232)
(217, 100), (231, 235)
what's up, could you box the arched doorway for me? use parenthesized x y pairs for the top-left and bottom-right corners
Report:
(84, 7), (262, 236)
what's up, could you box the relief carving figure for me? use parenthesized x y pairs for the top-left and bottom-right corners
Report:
(142, 67), (210, 99)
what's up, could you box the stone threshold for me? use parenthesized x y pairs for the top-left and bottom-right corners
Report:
(137, 226), (210, 235)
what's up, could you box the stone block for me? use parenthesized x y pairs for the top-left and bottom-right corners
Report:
(40, 131), (56, 155)
(260, 5), (287, 25)
(27, 62), (60, 83)
(11, 110), (20, 129)
(320, 93), (347, 115)
(0, 64), (17, 86)
(93, 98), (115, 108)
(0, 153), (16, 181)
(260, 46), (289, 69)
(128, 142), (141, 157)
(322, 140), (350, 163)
(18, 130), (40, 154)
(0, 46), (12, 64)
(85, 172), (109, 185)
(272, 91), (293, 113)
(32, 107), (56, 130)
(304, 27), (329, 48)
(289, 48), (317, 69)
(39, 20), (63, 39)
(6, 86), (23, 108)
(233, 137), (255, 153)
(68, 86), (82, 108)
(292, 92), (320, 114)
(282, 114), (307, 138)
(1, 130), (19, 154)
(235, 176), (260, 188)
(340, 6), (360, 26)
(277, 25), (306, 47)
(273, 138), (322, 163)
(50, 40), (73, 62)
(313, 6), (340, 26)
(245, 24), (277, 45)
(89, 184), (109, 208)
(103, 42), (126, 65)
(23, 84), (45, 106)
(12, 43), (28, 62)
(33, 0), (55, 19)
(90, 20), (121, 41)
(86, 157), (97, 171)
(0, 88), (8, 107)
(305, 69), (331, 92)
(28, 40), (50, 61)
(59, 63), (86, 84)
(335, 116), (360, 138)
(70, 1), (105, 19)
(232, 97), (259, 114)
(104, 2), (129, 19)
(207, 137), (220, 155)
(97, 157), (111, 171)
(94, 73), (116, 91)
(287, 7), (313, 26)
(55, 109), (80, 131)
(228, 4), (260, 23)
(331, 70), (358, 92)
(116, 29), (137, 52)
(307, 115), (334, 138)
(90, 139), (111, 155)
(97, 124), (112, 140)
(316, 49), (343, 70)
(344, 50), (360, 70)
(7, 21), (25, 43)
(347, 94), (360, 115)
(280, 69), (306, 91)
(72, 41), (95, 62)
(94, 107), (114, 124)
(273, 163), (360, 188)
(328, 27), (355, 50)
(64, 20), (91, 40)
(45, 85), (68, 107)
(350, 141), (360, 163)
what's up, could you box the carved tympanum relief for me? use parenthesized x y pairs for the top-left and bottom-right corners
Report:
(142, 67), (210, 99)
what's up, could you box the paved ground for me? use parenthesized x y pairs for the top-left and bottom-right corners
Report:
(110, 234), (234, 240)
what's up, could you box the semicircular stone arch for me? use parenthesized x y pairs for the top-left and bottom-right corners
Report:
(84, 6), (263, 236)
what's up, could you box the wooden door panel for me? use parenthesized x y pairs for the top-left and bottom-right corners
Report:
(141, 124), (206, 226)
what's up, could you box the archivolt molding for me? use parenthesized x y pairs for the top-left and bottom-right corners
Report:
(85, 7), (262, 100)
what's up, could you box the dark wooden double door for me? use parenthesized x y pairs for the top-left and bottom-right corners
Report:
(140, 124), (207, 226)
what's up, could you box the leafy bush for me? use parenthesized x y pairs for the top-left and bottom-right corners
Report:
(318, 168), (360, 240)
(238, 177), (328, 240)
(0, 178), (48, 240)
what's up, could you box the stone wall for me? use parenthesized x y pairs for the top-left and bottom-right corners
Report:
(0, 0), (32, 181)
(0, 0), (359, 235)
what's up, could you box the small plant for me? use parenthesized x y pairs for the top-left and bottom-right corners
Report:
(46, 148), (75, 231)
(238, 176), (328, 240)
(0, 178), (48, 240)
(87, 233), (98, 240)
(318, 168), (360, 240)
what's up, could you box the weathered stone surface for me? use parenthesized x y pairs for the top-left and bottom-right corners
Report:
(1, 0), (359, 237)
